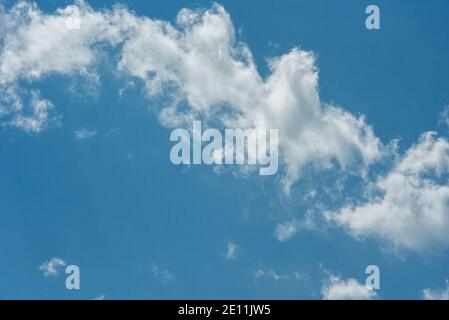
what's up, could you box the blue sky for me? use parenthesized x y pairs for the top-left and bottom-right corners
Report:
(1, 0), (449, 300)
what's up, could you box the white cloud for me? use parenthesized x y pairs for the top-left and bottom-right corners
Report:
(0, 1), (128, 84)
(152, 266), (175, 283)
(330, 132), (449, 252)
(422, 281), (449, 300)
(321, 275), (377, 300)
(0, 84), (22, 116)
(10, 91), (57, 133)
(0, 1), (383, 190)
(117, 5), (383, 192)
(275, 221), (299, 242)
(274, 214), (317, 242)
(39, 257), (66, 277)
(74, 128), (97, 140)
(0, 87), (59, 133)
(224, 241), (238, 260)
(93, 294), (106, 300)
(0, 1), (132, 132)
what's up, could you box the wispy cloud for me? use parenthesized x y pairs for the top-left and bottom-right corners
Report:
(2, 89), (60, 133)
(2, 0), (449, 260)
(74, 128), (97, 140)
(152, 266), (175, 283)
(423, 281), (449, 300)
(438, 105), (449, 129)
(255, 269), (306, 282)
(224, 242), (239, 260)
(39, 257), (66, 277)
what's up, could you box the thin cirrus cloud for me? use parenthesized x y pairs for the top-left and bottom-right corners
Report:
(1, 1), (449, 255)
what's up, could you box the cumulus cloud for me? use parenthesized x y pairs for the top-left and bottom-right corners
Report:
(0, 0), (128, 133)
(4, 1), (449, 256)
(330, 132), (449, 253)
(321, 275), (377, 300)
(422, 281), (449, 300)
(0, 1), (382, 192)
(39, 257), (66, 277)
(118, 4), (382, 192)
(0, 1), (128, 83)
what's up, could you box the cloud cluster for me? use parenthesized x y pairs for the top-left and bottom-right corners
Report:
(118, 5), (382, 192)
(330, 132), (449, 252)
(0, 1), (381, 192)
(2, 1), (449, 256)
(0, 1), (131, 132)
